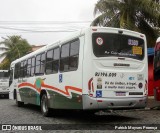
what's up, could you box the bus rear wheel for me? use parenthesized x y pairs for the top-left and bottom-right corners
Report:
(41, 94), (51, 117)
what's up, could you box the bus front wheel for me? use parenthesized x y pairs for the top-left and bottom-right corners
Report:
(16, 97), (24, 107)
(41, 94), (51, 117)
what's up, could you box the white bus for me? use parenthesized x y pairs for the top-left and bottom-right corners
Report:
(0, 70), (9, 98)
(9, 27), (148, 116)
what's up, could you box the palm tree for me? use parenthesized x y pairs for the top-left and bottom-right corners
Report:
(0, 35), (31, 69)
(91, 0), (160, 47)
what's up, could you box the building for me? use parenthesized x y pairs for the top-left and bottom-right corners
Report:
(31, 45), (45, 52)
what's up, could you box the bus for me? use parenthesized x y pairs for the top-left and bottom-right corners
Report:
(0, 70), (9, 98)
(9, 27), (148, 116)
(154, 37), (160, 100)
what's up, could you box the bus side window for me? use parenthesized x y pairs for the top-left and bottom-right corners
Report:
(35, 54), (41, 75)
(31, 57), (35, 77)
(27, 58), (31, 77)
(40, 53), (46, 74)
(53, 48), (59, 73)
(35, 53), (45, 76)
(69, 39), (79, 71)
(60, 43), (70, 72)
(46, 49), (53, 74)
(20, 61), (24, 78)
(23, 60), (27, 77)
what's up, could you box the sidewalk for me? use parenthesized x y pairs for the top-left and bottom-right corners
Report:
(147, 96), (160, 109)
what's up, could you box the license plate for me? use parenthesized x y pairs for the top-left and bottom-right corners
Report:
(116, 92), (126, 96)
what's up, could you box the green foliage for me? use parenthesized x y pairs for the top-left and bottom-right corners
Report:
(91, 0), (160, 47)
(0, 35), (32, 69)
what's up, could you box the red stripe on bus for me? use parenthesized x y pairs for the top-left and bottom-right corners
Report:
(18, 82), (82, 96)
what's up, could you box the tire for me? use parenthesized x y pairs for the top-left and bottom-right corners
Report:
(41, 93), (51, 117)
(16, 94), (24, 107)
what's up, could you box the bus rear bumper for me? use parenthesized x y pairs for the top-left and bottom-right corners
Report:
(82, 95), (147, 110)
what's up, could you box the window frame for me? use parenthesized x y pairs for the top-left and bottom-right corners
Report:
(60, 38), (80, 73)
(45, 47), (60, 75)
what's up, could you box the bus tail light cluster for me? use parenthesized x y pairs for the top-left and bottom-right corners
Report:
(88, 78), (94, 97)
(144, 80), (148, 96)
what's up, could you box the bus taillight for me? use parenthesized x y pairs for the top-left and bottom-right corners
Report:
(144, 80), (148, 95)
(88, 78), (94, 97)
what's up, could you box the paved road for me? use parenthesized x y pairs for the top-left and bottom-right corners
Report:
(1, 98), (160, 132)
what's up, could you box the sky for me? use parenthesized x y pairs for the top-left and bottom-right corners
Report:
(0, 0), (98, 45)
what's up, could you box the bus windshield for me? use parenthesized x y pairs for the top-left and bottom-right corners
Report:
(92, 33), (145, 60)
(0, 72), (9, 79)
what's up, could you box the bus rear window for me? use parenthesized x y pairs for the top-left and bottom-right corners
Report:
(0, 72), (9, 79)
(92, 33), (145, 60)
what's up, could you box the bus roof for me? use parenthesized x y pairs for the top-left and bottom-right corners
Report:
(10, 27), (146, 66)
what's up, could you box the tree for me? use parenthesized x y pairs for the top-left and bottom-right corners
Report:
(0, 35), (32, 69)
(91, 0), (160, 47)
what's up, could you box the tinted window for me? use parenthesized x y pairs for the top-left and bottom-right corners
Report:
(27, 58), (31, 77)
(70, 40), (79, 56)
(0, 72), (9, 79)
(46, 49), (53, 74)
(40, 53), (45, 74)
(23, 60), (27, 77)
(61, 43), (70, 58)
(60, 39), (79, 72)
(92, 33), (145, 60)
(69, 40), (79, 71)
(20, 61), (24, 77)
(31, 57), (35, 76)
(35, 53), (45, 75)
(35, 54), (41, 75)
(14, 63), (21, 79)
(53, 48), (59, 73)
(60, 43), (70, 72)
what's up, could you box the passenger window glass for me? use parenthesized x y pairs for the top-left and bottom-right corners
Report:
(60, 44), (70, 72)
(31, 57), (35, 76)
(70, 40), (79, 56)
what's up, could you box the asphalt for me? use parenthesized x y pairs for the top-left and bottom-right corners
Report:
(147, 96), (160, 109)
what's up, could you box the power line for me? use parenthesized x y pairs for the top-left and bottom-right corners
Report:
(0, 21), (92, 25)
(0, 26), (78, 33)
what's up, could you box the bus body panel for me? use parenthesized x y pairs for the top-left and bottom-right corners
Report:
(10, 35), (85, 110)
(9, 27), (148, 111)
(82, 27), (148, 110)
